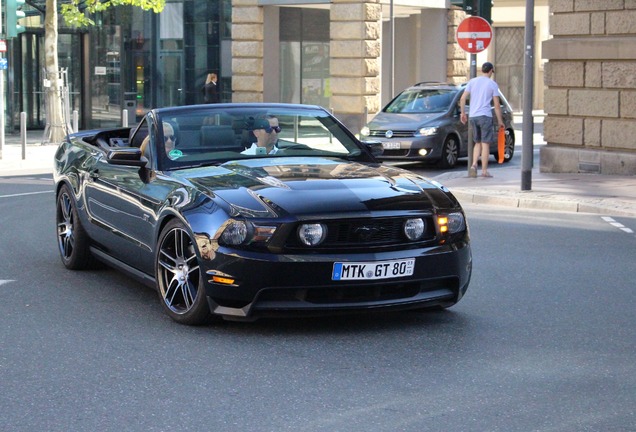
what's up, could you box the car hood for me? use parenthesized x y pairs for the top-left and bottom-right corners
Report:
(368, 112), (445, 130)
(180, 157), (457, 218)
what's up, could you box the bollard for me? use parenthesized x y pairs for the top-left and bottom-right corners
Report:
(72, 110), (79, 133)
(122, 109), (129, 128)
(21, 112), (27, 160)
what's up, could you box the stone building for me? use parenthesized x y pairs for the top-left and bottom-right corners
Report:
(231, 0), (453, 133)
(541, 0), (636, 175)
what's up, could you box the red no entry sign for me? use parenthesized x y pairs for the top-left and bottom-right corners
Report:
(456, 16), (493, 54)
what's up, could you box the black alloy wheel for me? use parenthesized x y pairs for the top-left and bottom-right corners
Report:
(156, 219), (212, 325)
(56, 184), (91, 270)
(502, 128), (515, 163)
(437, 136), (459, 169)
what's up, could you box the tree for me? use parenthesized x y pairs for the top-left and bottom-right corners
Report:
(42, 0), (165, 143)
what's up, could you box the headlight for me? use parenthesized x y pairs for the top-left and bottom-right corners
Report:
(360, 126), (370, 137)
(437, 212), (466, 234)
(403, 218), (425, 241)
(219, 220), (277, 246)
(298, 223), (327, 246)
(417, 127), (438, 136)
(219, 220), (248, 245)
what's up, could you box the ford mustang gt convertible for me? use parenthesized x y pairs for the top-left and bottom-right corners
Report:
(54, 103), (472, 324)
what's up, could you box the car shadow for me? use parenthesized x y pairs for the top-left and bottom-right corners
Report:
(205, 307), (472, 336)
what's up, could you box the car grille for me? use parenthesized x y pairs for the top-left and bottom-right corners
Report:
(380, 149), (410, 157)
(283, 216), (436, 252)
(253, 278), (458, 309)
(368, 130), (415, 138)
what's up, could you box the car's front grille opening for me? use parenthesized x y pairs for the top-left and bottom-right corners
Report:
(381, 149), (410, 157)
(255, 278), (457, 306)
(284, 216), (436, 252)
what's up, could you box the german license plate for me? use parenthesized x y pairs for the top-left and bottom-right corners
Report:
(382, 142), (401, 150)
(332, 258), (415, 281)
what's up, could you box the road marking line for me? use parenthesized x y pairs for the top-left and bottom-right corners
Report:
(0, 280), (16, 286)
(0, 190), (51, 199)
(600, 216), (634, 234)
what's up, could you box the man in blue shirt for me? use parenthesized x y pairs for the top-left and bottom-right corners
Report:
(459, 62), (505, 178)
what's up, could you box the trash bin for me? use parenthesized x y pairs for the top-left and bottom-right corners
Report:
(123, 92), (137, 125)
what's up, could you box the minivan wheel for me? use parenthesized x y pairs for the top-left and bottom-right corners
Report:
(437, 136), (459, 169)
(502, 128), (515, 163)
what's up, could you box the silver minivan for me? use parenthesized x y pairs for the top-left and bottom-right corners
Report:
(360, 82), (516, 168)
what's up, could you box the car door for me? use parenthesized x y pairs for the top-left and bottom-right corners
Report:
(454, 90), (470, 155)
(82, 117), (167, 273)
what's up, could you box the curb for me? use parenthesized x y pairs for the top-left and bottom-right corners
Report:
(450, 189), (636, 217)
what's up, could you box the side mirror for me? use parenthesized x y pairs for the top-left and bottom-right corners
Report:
(106, 147), (147, 167)
(362, 140), (384, 157)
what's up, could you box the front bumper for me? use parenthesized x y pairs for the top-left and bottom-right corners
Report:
(371, 137), (444, 161)
(202, 240), (472, 320)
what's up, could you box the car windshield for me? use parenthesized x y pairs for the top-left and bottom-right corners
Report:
(154, 105), (363, 171)
(384, 89), (456, 114)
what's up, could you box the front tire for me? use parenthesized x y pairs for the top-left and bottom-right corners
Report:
(437, 136), (459, 169)
(56, 184), (91, 270)
(156, 219), (212, 325)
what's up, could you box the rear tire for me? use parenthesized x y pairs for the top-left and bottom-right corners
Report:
(56, 184), (92, 270)
(497, 128), (515, 163)
(155, 219), (213, 325)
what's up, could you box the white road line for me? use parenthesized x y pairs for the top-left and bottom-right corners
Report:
(0, 190), (51, 199)
(0, 280), (16, 286)
(600, 216), (635, 234)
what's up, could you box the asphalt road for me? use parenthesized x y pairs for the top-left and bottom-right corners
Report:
(1, 173), (635, 431)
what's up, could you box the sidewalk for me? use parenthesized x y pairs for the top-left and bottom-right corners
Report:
(433, 168), (636, 217)
(1, 129), (635, 217)
(0, 131), (59, 176)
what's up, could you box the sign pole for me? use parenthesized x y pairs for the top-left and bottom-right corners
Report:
(467, 54), (476, 173)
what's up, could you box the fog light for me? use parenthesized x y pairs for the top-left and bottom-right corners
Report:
(298, 223), (326, 246)
(418, 149), (428, 156)
(404, 218), (425, 240)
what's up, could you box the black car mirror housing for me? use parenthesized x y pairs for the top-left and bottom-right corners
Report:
(106, 147), (148, 167)
(362, 140), (384, 157)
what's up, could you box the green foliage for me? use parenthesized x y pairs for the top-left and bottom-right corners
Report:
(60, 0), (166, 27)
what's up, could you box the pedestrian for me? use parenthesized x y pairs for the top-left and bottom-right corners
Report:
(459, 62), (504, 178)
(201, 73), (220, 103)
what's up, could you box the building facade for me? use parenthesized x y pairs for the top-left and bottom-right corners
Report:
(541, 0), (636, 175)
(9, 1), (231, 131)
(6, 0), (635, 175)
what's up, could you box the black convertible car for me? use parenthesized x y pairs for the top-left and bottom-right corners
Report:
(54, 103), (472, 324)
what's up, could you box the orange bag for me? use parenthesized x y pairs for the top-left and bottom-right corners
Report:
(497, 126), (505, 164)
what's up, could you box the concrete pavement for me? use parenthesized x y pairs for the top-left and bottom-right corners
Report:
(434, 167), (636, 217)
(1, 129), (635, 217)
